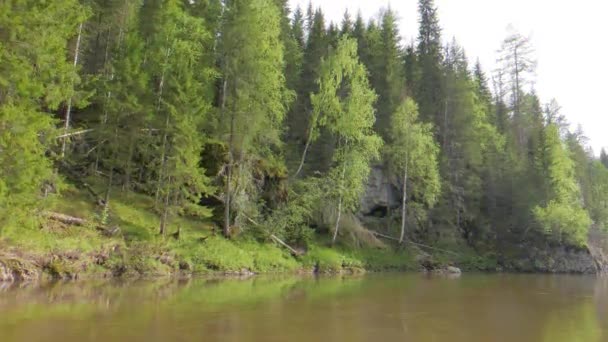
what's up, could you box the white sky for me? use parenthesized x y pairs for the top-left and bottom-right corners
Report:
(289, 0), (608, 155)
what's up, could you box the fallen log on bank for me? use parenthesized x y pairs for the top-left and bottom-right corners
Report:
(270, 234), (304, 257)
(45, 211), (87, 226)
(43, 212), (121, 237)
(244, 216), (304, 257)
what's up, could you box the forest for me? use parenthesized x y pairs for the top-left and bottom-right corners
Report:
(1, 0), (608, 277)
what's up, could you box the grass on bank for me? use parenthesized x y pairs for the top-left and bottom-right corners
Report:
(1, 184), (465, 277)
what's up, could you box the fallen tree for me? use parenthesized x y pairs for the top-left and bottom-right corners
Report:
(43, 212), (120, 237)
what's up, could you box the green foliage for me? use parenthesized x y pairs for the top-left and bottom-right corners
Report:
(1, 0), (605, 277)
(387, 98), (441, 207)
(219, 0), (294, 233)
(531, 125), (591, 245)
(313, 37), (383, 211)
(220, 0), (292, 154)
(534, 201), (591, 246)
(0, 0), (88, 221)
(301, 246), (359, 273)
(150, 0), (216, 231)
(588, 161), (608, 231)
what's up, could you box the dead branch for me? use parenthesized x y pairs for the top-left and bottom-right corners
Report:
(56, 129), (94, 139)
(244, 215), (303, 256)
(369, 230), (460, 256)
(43, 212), (120, 237)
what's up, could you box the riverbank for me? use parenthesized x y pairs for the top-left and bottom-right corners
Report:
(1, 186), (604, 282)
(0, 186), (421, 281)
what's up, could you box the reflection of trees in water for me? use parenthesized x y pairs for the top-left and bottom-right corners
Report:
(595, 276), (608, 331)
(1, 275), (608, 342)
(543, 301), (602, 342)
(538, 274), (607, 342)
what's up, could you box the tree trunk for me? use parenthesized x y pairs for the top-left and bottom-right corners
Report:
(95, 28), (115, 173)
(443, 98), (449, 149)
(332, 194), (343, 246)
(159, 188), (170, 236)
(123, 136), (135, 191)
(399, 166), (408, 244)
(154, 46), (171, 206)
(331, 162), (347, 246)
(385, 164), (391, 230)
(155, 112), (169, 206)
(293, 124), (315, 178)
(223, 111), (235, 238)
(61, 22), (84, 158)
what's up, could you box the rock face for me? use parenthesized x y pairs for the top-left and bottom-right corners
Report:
(359, 166), (399, 216)
(503, 244), (608, 274)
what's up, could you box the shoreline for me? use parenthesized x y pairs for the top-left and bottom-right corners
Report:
(1, 244), (603, 283)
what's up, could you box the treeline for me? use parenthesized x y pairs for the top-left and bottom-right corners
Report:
(1, 0), (607, 251)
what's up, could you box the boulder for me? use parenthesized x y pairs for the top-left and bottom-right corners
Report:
(446, 266), (462, 274)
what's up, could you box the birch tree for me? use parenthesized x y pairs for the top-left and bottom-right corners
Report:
(387, 98), (440, 243)
(307, 37), (382, 245)
(533, 124), (591, 245)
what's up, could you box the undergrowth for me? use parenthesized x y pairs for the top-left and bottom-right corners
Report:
(0, 186), (442, 278)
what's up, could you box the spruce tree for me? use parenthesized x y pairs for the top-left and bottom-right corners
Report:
(340, 10), (353, 36)
(147, 0), (215, 235)
(0, 0), (88, 224)
(290, 7), (328, 175)
(415, 0), (444, 142)
(219, 0), (292, 236)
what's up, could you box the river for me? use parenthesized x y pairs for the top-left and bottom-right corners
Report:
(0, 274), (606, 341)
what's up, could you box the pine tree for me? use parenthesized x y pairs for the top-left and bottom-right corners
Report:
(496, 29), (537, 147)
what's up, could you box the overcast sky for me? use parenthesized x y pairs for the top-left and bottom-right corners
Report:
(289, 0), (608, 154)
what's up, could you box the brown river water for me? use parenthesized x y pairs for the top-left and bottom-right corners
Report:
(0, 274), (607, 341)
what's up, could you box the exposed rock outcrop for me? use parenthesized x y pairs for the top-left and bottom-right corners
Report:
(502, 243), (608, 274)
(359, 166), (399, 216)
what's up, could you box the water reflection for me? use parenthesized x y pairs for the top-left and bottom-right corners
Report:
(0, 274), (606, 342)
